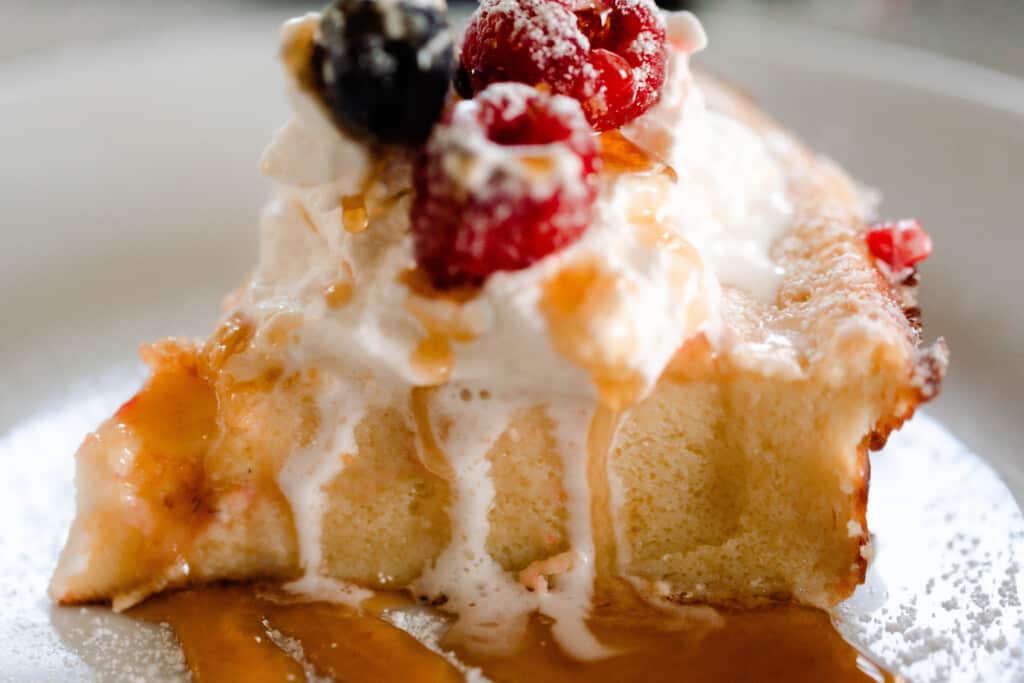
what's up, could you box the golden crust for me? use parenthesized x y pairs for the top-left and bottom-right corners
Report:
(700, 72), (946, 398)
(692, 72), (946, 601)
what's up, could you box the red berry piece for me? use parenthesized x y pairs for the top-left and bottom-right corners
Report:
(865, 219), (933, 273)
(460, 0), (667, 131)
(412, 83), (600, 288)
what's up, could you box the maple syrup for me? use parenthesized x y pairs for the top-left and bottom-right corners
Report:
(340, 194), (370, 234)
(410, 332), (455, 385)
(293, 199), (320, 234)
(399, 266), (479, 305)
(598, 130), (678, 182)
(130, 584), (462, 683)
(399, 267), (481, 385)
(279, 17), (318, 94)
(539, 262), (646, 412)
(452, 605), (898, 683)
(409, 387), (455, 480)
(128, 583), (898, 683)
(323, 280), (354, 308)
(323, 262), (356, 309)
(203, 313), (256, 374)
(81, 344), (224, 605)
(338, 155), (412, 235)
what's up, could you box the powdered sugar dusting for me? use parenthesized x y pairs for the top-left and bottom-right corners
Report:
(430, 84), (591, 204)
(52, 609), (189, 682)
(482, 0), (588, 66)
(835, 413), (1024, 682)
(262, 622), (333, 683)
(381, 608), (488, 682)
(462, 0), (667, 129)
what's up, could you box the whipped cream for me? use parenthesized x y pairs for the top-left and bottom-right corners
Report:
(256, 12), (791, 405)
(238, 9), (797, 660)
(622, 46), (792, 302)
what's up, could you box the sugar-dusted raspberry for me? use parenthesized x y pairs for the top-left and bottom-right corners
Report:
(412, 83), (600, 288)
(460, 0), (667, 131)
(866, 219), (933, 273)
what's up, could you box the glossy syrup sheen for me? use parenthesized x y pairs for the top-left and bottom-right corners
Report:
(130, 584), (897, 683)
(131, 585), (462, 683)
(454, 606), (897, 683)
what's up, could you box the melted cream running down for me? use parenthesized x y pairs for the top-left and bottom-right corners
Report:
(537, 400), (610, 658)
(234, 10), (796, 659)
(412, 386), (537, 657)
(277, 376), (373, 607)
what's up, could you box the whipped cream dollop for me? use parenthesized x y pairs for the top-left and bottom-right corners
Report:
(622, 23), (792, 301)
(253, 12), (792, 405)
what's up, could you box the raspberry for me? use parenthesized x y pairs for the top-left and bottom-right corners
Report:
(412, 83), (600, 288)
(865, 219), (933, 273)
(460, 0), (667, 131)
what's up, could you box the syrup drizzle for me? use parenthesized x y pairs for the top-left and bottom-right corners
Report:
(410, 333), (455, 386)
(322, 279), (354, 309)
(599, 130), (678, 182)
(338, 156), (412, 235)
(399, 267), (480, 386)
(340, 194), (370, 234)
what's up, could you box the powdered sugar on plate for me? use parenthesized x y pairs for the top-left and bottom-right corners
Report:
(835, 415), (1024, 682)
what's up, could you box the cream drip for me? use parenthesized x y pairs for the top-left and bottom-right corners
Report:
(538, 399), (614, 660)
(411, 386), (536, 656)
(277, 375), (373, 607)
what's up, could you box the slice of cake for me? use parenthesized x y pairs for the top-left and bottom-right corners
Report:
(51, 0), (946, 659)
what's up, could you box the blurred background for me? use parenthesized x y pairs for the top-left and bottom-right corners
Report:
(5, 0), (1024, 77)
(2, 0), (1022, 495)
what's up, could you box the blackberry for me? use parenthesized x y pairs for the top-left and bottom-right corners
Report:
(452, 63), (473, 100)
(314, 0), (455, 146)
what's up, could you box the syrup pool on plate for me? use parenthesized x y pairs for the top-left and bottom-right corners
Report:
(129, 582), (895, 683)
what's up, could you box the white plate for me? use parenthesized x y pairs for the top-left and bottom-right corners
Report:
(0, 9), (1021, 682)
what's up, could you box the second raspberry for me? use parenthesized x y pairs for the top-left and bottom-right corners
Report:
(460, 0), (668, 132)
